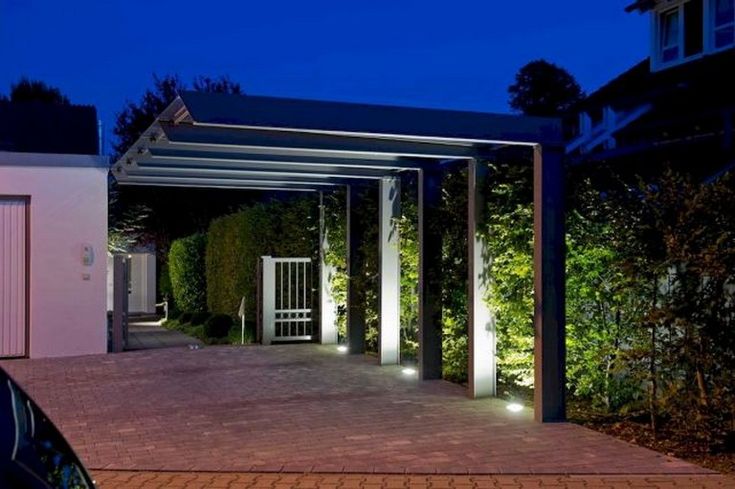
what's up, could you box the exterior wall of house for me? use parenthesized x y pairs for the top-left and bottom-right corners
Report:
(0, 151), (108, 358)
(106, 252), (156, 314)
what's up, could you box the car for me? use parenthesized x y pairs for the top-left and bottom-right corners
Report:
(0, 367), (96, 488)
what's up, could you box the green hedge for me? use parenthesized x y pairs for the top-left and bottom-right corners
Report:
(168, 233), (208, 312)
(206, 199), (318, 321)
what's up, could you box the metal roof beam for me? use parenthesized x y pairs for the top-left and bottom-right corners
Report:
(116, 174), (337, 189)
(132, 153), (402, 177)
(117, 181), (319, 192)
(119, 165), (368, 185)
(157, 123), (483, 160)
(131, 164), (385, 181)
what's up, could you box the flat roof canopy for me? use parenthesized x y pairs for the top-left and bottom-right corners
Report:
(113, 91), (561, 191)
(112, 90), (568, 423)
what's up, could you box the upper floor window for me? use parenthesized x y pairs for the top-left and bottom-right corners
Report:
(653, 0), (734, 70)
(714, 0), (735, 48)
(661, 8), (681, 62)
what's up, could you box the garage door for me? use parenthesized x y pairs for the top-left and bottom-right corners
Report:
(0, 197), (28, 358)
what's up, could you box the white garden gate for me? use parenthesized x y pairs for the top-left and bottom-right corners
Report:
(259, 256), (315, 345)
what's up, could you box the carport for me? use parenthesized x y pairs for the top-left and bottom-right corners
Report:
(112, 91), (565, 422)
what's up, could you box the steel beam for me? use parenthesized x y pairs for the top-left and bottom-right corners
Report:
(117, 174), (333, 190)
(121, 165), (360, 185)
(135, 155), (395, 178)
(159, 123), (479, 160)
(146, 144), (421, 168)
(533, 145), (566, 422)
(417, 166), (443, 379)
(116, 181), (318, 192)
(468, 159), (496, 398)
(379, 177), (401, 365)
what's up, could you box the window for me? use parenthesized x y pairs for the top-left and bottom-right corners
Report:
(653, 0), (734, 70)
(685, 0), (704, 56)
(661, 8), (681, 62)
(713, 0), (735, 48)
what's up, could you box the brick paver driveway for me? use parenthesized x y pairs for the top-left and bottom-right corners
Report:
(2, 344), (729, 488)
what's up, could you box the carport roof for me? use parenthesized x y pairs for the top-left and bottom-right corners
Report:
(113, 91), (561, 191)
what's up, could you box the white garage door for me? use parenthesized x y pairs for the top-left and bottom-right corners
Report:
(0, 198), (28, 358)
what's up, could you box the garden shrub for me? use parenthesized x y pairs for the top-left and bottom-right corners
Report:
(203, 314), (234, 338)
(178, 312), (193, 324)
(190, 311), (211, 326)
(168, 233), (207, 312)
(205, 198), (319, 321)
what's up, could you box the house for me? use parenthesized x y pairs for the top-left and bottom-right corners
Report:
(0, 101), (108, 359)
(566, 0), (735, 177)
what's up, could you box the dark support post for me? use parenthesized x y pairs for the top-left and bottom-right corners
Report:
(533, 144), (566, 422)
(418, 166), (443, 379)
(111, 254), (129, 353)
(468, 158), (496, 398)
(347, 184), (366, 353)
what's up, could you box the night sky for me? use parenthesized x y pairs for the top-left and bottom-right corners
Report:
(1, 1), (648, 154)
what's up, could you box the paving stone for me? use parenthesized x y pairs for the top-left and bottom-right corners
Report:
(0, 344), (721, 478)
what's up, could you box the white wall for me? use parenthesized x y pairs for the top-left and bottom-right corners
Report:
(106, 252), (156, 314)
(0, 151), (108, 358)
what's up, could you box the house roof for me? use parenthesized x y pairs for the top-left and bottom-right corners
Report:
(0, 101), (99, 155)
(579, 50), (735, 113)
(113, 91), (561, 191)
(568, 49), (735, 168)
(625, 0), (657, 13)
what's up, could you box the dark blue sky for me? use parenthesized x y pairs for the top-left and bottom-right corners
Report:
(1, 1), (648, 154)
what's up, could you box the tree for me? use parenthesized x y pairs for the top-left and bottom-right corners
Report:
(8, 78), (70, 105)
(110, 74), (246, 253)
(113, 74), (184, 158)
(113, 74), (243, 158)
(192, 75), (243, 95)
(508, 60), (584, 117)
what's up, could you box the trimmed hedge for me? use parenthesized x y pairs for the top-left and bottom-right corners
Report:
(206, 199), (319, 321)
(168, 233), (208, 313)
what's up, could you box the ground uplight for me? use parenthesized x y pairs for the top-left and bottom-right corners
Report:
(506, 402), (524, 413)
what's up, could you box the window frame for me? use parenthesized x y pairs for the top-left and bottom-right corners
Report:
(711, 0), (735, 51)
(660, 7), (682, 62)
(651, 0), (735, 71)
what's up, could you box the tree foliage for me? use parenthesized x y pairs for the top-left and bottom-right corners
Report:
(508, 59), (584, 116)
(489, 161), (735, 448)
(112, 74), (243, 158)
(6, 78), (70, 105)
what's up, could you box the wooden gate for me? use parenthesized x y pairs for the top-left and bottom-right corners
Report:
(259, 256), (314, 345)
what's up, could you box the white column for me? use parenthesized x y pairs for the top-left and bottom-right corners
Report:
(319, 193), (338, 344)
(468, 159), (496, 398)
(261, 256), (275, 346)
(379, 177), (401, 365)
